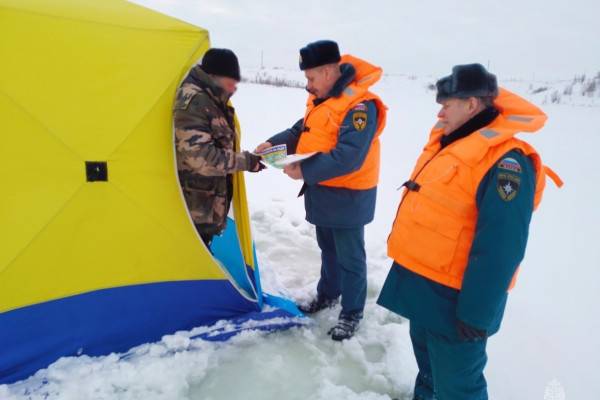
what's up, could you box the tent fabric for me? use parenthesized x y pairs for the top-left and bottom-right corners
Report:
(1, 279), (257, 384)
(0, 0), (301, 385)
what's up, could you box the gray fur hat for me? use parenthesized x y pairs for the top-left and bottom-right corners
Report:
(436, 63), (498, 103)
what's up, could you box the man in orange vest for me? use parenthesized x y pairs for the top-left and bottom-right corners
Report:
(377, 64), (561, 399)
(255, 40), (387, 340)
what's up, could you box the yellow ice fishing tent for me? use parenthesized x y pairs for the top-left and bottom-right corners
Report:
(0, 0), (300, 384)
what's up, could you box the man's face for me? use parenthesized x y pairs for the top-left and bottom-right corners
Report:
(437, 97), (478, 135)
(304, 66), (334, 99)
(214, 76), (238, 97)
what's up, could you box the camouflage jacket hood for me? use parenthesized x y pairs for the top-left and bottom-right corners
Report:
(184, 66), (233, 111)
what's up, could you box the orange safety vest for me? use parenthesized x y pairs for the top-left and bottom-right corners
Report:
(296, 54), (387, 190)
(387, 88), (563, 290)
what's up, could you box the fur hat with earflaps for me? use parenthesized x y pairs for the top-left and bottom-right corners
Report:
(299, 40), (341, 71)
(436, 63), (498, 103)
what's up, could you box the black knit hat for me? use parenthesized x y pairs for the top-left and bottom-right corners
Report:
(200, 48), (241, 81)
(299, 40), (341, 71)
(436, 63), (498, 103)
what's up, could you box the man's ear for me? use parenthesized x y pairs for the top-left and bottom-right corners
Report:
(324, 65), (332, 80)
(468, 97), (480, 114)
(324, 64), (337, 80)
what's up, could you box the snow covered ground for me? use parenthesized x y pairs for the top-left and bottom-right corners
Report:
(2, 75), (599, 400)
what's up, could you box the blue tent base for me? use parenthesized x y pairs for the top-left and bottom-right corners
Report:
(0, 281), (304, 385)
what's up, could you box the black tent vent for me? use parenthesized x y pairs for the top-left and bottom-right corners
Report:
(86, 161), (108, 182)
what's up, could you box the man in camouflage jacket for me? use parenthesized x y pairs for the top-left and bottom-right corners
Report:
(173, 48), (263, 247)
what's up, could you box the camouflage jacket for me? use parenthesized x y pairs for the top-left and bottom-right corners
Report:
(173, 65), (251, 235)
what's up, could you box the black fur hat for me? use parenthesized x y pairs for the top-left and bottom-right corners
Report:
(436, 63), (498, 103)
(299, 40), (341, 71)
(200, 48), (241, 81)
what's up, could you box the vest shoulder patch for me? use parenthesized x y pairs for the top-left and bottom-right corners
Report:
(352, 102), (368, 112)
(497, 172), (521, 201)
(352, 110), (368, 131)
(498, 157), (522, 173)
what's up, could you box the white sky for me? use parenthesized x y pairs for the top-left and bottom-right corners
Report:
(131, 0), (599, 81)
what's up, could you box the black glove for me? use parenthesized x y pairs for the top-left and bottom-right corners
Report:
(246, 152), (266, 172)
(457, 319), (488, 341)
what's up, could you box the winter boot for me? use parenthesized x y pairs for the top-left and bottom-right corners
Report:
(328, 313), (362, 341)
(298, 295), (339, 314)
